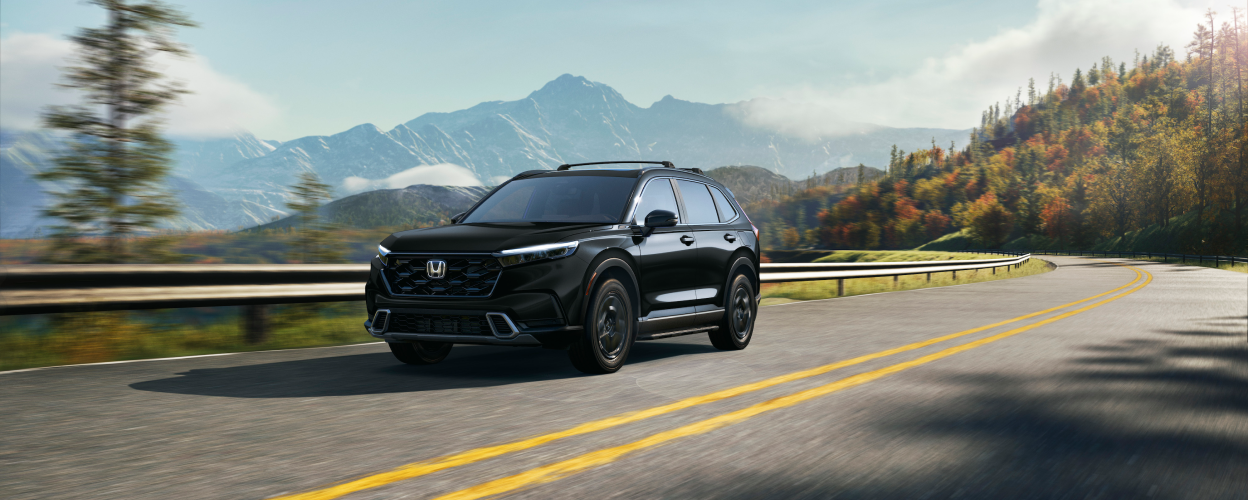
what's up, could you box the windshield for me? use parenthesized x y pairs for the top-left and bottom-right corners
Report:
(462, 176), (637, 223)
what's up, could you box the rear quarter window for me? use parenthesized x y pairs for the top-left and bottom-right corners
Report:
(709, 186), (738, 222)
(676, 180), (719, 224)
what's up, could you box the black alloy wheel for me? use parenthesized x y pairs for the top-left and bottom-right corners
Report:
(389, 341), (453, 365)
(710, 273), (755, 350)
(569, 278), (635, 374)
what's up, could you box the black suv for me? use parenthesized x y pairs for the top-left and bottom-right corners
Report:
(365, 161), (760, 374)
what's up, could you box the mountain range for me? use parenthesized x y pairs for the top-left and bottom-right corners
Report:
(0, 74), (966, 237)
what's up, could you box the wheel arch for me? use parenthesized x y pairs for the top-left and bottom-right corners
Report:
(575, 250), (641, 325)
(720, 249), (759, 308)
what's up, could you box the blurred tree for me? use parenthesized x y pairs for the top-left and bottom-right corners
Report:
(955, 193), (1015, 248)
(285, 172), (346, 264)
(36, 0), (196, 263)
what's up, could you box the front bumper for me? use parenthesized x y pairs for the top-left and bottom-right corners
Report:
(366, 291), (581, 348)
(365, 316), (581, 347)
(366, 251), (591, 348)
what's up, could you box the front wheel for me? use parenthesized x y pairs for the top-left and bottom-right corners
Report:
(709, 273), (755, 350)
(389, 341), (453, 365)
(568, 278), (635, 374)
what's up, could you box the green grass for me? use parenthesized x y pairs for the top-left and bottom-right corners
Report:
(760, 251), (1053, 306)
(809, 250), (1003, 263)
(0, 303), (376, 372)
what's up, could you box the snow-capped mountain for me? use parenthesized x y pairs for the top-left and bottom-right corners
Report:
(2, 74), (968, 236)
(203, 74), (966, 210)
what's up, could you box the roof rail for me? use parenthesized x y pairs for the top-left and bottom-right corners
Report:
(555, 161), (703, 175)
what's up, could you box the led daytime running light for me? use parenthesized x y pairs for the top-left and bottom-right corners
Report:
(493, 241), (579, 267)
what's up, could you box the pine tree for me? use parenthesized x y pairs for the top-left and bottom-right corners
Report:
(285, 172), (347, 264)
(36, 0), (196, 263)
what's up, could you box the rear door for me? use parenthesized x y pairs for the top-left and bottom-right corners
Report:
(675, 179), (745, 307)
(631, 178), (699, 314)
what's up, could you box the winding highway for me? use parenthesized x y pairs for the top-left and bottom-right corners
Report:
(2, 256), (1245, 500)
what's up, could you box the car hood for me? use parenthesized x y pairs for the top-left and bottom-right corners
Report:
(380, 222), (610, 254)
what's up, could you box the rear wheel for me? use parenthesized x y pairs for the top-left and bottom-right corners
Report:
(709, 273), (755, 350)
(389, 341), (453, 365)
(569, 278), (635, 374)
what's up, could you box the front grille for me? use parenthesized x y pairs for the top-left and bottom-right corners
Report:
(388, 313), (492, 336)
(383, 254), (502, 297)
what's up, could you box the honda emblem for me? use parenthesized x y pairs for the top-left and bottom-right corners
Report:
(426, 259), (448, 279)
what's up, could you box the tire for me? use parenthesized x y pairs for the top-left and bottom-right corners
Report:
(709, 273), (755, 350)
(389, 341), (453, 365)
(568, 278), (635, 374)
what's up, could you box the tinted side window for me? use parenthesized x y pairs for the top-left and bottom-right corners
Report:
(709, 186), (738, 222)
(676, 180), (719, 224)
(633, 178), (679, 223)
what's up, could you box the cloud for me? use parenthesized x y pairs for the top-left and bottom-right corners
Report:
(734, 0), (1218, 134)
(726, 98), (881, 141)
(0, 32), (278, 137)
(342, 163), (483, 193)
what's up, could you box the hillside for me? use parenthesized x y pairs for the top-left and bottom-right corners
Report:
(706, 164), (884, 206)
(794, 19), (1247, 256)
(251, 184), (490, 231)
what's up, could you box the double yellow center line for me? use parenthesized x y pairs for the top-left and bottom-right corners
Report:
(277, 263), (1150, 500)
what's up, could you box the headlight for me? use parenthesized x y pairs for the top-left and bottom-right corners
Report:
(377, 244), (391, 263)
(493, 241), (578, 267)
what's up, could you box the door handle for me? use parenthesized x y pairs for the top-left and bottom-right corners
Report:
(680, 235), (695, 246)
(724, 233), (737, 242)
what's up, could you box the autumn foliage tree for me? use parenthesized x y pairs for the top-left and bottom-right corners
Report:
(800, 12), (1248, 255)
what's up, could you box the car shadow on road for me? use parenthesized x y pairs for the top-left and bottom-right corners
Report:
(129, 339), (719, 398)
(656, 318), (1248, 500)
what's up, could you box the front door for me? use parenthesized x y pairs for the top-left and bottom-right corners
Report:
(632, 178), (699, 316)
(675, 179), (743, 307)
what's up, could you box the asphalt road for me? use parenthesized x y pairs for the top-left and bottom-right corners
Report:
(2, 256), (1245, 500)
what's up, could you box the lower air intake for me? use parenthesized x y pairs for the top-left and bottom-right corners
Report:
(371, 310), (390, 334)
(486, 313), (516, 338)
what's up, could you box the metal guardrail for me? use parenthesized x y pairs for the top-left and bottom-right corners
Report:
(0, 264), (369, 316)
(759, 254), (1031, 296)
(960, 249), (1246, 267)
(0, 254), (1032, 316)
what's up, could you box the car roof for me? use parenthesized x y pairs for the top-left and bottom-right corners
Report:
(514, 166), (719, 185)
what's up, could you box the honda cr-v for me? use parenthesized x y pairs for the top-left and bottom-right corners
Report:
(365, 161), (760, 374)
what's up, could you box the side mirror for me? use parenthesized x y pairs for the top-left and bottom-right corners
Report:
(644, 209), (678, 228)
(450, 212), (466, 224)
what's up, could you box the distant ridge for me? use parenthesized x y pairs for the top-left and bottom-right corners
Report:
(3, 74), (963, 236)
(250, 184), (490, 231)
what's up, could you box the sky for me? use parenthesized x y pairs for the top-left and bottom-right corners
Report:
(0, 0), (1229, 141)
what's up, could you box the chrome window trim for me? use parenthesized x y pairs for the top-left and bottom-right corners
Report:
(622, 175), (742, 227)
(707, 184), (741, 224)
(673, 178), (740, 226)
(625, 176), (682, 225)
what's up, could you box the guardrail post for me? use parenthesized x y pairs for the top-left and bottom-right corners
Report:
(837, 279), (844, 297)
(243, 305), (270, 344)
(952, 270), (957, 280)
(893, 275), (899, 288)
